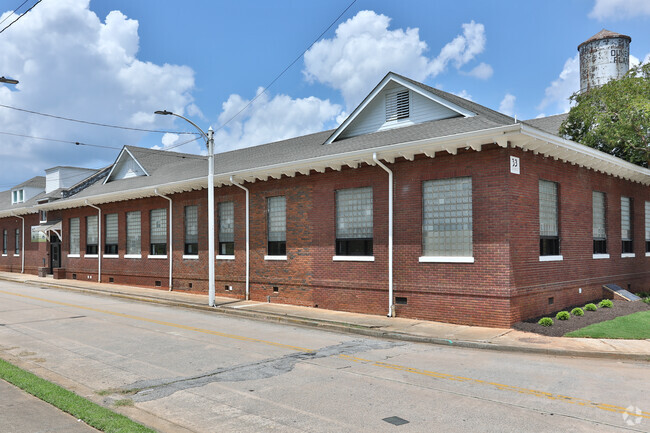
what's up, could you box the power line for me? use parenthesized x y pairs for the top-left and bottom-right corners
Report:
(0, 104), (201, 135)
(0, 0), (43, 35)
(0, 0), (30, 27)
(165, 0), (358, 151)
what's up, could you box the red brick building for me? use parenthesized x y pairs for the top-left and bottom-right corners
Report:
(1, 73), (648, 327)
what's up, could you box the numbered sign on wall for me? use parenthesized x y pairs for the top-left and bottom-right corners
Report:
(510, 156), (520, 174)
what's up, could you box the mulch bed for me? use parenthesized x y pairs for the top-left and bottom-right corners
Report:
(512, 299), (650, 337)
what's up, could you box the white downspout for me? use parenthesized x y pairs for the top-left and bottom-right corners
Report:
(230, 176), (250, 301)
(372, 153), (394, 317)
(154, 189), (173, 291)
(10, 212), (25, 274)
(85, 201), (101, 282)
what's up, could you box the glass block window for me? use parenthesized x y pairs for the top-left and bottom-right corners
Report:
(336, 187), (373, 256)
(218, 202), (234, 255)
(2, 229), (7, 254)
(422, 177), (473, 257)
(69, 218), (80, 255)
(105, 213), (118, 254)
(14, 229), (19, 254)
(621, 196), (633, 254)
(645, 201), (650, 253)
(592, 191), (607, 254)
(539, 180), (559, 256)
(126, 211), (141, 255)
(150, 208), (167, 255)
(184, 205), (198, 255)
(267, 196), (286, 255)
(86, 215), (98, 255)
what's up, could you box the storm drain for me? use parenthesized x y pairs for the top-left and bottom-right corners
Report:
(383, 416), (409, 426)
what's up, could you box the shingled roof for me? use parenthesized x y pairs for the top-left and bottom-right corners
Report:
(578, 29), (631, 49)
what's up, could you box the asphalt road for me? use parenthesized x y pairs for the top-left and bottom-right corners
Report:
(0, 281), (648, 433)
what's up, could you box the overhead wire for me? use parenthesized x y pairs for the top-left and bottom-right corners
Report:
(163, 0), (358, 151)
(0, 0), (43, 35)
(0, 0), (30, 27)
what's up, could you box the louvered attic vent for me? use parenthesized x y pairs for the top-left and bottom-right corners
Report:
(386, 90), (409, 122)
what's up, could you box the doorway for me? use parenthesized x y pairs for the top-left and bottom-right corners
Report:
(50, 241), (61, 273)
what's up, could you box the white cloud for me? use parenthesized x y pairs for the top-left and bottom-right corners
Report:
(303, 10), (487, 109)
(0, 0), (195, 186)
(213, 88), (341, 151)
(464, 62), (493, 80)
(498, 93), (516, 116)
(452, 90), (473, 101)
(589, 0), (650, 20)
(538, 55), (580, 114)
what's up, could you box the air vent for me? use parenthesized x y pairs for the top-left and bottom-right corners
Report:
(386, 90), (409, 122)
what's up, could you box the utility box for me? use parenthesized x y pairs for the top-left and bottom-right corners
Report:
(38, 267), (48, 278)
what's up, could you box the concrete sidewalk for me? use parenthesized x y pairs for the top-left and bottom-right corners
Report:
(1, 271), (649, 361)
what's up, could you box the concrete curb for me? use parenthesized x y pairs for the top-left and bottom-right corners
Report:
(4, 276), (649, 362)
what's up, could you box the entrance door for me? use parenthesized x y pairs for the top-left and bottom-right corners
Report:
(50, 241), (61, 272)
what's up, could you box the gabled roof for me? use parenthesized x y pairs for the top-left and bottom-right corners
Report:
(325, 71), (495, 144)
(523, 113), (569, 136)
(12, 176), (45, 190)
(103, 147), (150, 184)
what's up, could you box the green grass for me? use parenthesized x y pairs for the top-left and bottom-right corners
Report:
(0, 358), (155, 433)
(564, 311), (650, 339)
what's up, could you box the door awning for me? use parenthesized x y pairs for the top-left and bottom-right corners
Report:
(33, 220), (62, 242)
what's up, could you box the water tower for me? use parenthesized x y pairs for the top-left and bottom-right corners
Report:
(578, 29), (631, 93)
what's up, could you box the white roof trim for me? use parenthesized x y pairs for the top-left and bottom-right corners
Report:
(325, 72), (476, 144)
(103, 147), (149, 185)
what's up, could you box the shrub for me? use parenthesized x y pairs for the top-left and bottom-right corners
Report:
(538, 317), (554, 327)
(571, 307), (584, 316)
(599, 299), (613, 308)
(556, 311), (570, 320)
(584, 303), (597, 311)
(643, 297), (650, 305)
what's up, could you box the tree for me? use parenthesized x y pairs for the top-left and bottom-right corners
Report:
(559, 62), (650, 167)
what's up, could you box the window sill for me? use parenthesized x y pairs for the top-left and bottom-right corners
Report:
(13, 254), (19, 257)
(148, 255), (168, 259)
(264, 255), (287, 261)
(539, 255), (563, 262)
(103, 254), (119, 259)
(216, 255), (235, 260)
(84, 254), (98, 258)
(124, 254), (142, 259)
(1, 254), (6, 257)
(646, 252), (650, 257)
(332, 255), (374, 262)
(67, 254), (80, 258)
(419, 256), (474, 263)
(592, 254), (610, 259)
(182, 255), (199, 260)
(621, 253), (635, 258)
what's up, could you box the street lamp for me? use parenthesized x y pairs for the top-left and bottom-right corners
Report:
(154, 110), (216, 307)
(0, 76), (19, 84)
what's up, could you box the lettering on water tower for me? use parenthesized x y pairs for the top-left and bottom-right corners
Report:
(611, 49), (628, 65)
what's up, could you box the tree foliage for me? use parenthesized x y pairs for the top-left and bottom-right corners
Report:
(560, 62), (650, 167)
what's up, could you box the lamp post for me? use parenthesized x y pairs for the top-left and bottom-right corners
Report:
(0, 76), (19, 84)
(154, 110), (216, 307)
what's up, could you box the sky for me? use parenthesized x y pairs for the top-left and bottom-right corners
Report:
(1, 0), (649, 189)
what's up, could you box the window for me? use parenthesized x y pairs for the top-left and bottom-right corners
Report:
(39, 210), (47, 223)
(218, 202), (234, 255)
(386, 90), (409, 121)
(621, 196), (633, 254)
(336, 187), (373, 256)
(539, 180), (560, 256)
(422, 177), (473, 258)
(267, 196), (286, 255)
(69, 218), (80, 255)
(126, 211), (141, 255)
(646, 201), (650, 254)
(14, 228), (20, 255)
(150, 208), (167, 255)
(11, 189), (24, 204)
(105, 213), (118, 254)
(592, 191), (607, 254)
(2, 229), (6, 255)
(86, 215), (98, 254)
(184, 205), (198, 255)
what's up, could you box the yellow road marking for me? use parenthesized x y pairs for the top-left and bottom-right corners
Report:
(2, 288), (648, 421)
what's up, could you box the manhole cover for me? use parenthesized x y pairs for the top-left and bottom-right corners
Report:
(383, 416), (409, 426)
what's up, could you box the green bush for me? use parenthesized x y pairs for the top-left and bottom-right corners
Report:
(584, 303), (598, 311)
(556, 311), (570, 320)
(571, 307), (584, 316)
(538, 317), (554, 327)
(599, 299), (613, 308)
(643, 297), (650, 305)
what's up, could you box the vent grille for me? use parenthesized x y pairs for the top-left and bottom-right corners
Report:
(386, 90), (409, 121)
